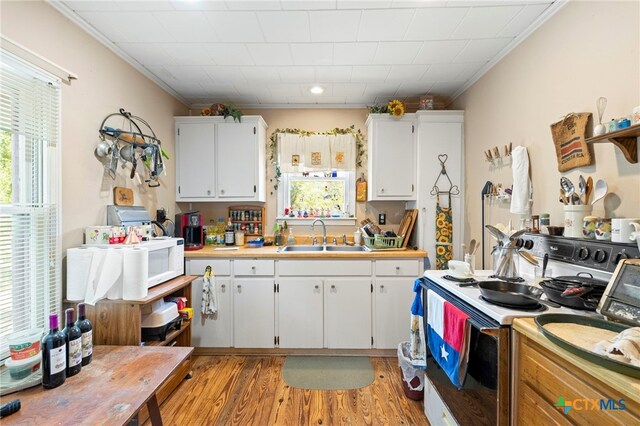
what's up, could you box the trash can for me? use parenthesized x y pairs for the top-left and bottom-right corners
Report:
(397, 341), (425, 400)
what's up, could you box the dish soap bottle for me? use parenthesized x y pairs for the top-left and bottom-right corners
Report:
(354, 228), (362, 246)
(225, 217), (235, 246)
(287, 227), (296, 245)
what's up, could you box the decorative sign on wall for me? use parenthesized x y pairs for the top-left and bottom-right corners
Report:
(550, 112), (594, 172)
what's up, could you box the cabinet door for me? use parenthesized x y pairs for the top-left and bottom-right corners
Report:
(370, 119), (416, 200)
(374, 278), (415, 349)
(278, 278), (323, 348)
(190, 276), (232, 347)
(233, 278), (275, 348)
(216, 122), (258, 199)
(176, 121), (216, 199)
(325, 278), (371, 349)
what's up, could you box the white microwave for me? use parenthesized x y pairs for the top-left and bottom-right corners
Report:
(144, 237), (185, 288)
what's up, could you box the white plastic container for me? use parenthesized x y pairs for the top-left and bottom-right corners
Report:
(4, 353), (42, 380)
(563, 205), (592, 238)
(8, 328), (43, 361)
(141, 299), (179, 328)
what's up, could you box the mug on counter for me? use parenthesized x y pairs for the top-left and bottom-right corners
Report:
(582, 216), (597, 239)
(595, 218), (612, 241)
(611, 218), (640, 243)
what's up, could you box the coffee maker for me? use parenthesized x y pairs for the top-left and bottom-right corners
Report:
(175, 211), (203, 251)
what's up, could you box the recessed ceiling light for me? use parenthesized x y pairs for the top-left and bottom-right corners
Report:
(310, 86), (324, 95)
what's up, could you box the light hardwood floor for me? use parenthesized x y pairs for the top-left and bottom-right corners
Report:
(153, 355), (428, 425)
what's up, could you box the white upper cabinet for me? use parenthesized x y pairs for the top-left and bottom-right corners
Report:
(366, 114), (417, 201)
(175, 116), (267, 202)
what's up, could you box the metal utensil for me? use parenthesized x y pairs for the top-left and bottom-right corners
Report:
(591, 179), (608, 205)
(517, 250), (539, 266)
(578, 175), (586, 204)
(560, 177), (575, 204)
(542, 253), (549, 278)
(485, 225), (508, 244)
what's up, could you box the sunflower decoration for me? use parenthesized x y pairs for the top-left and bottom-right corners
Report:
(200, 107), (212, 116)
(387, 99), (405, 118)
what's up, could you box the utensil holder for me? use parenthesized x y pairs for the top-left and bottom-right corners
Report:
(493, 247), (519, 279)
(563, 205), (592, 238)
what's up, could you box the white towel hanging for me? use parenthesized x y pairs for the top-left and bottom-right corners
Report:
(201, 266), (218, 315)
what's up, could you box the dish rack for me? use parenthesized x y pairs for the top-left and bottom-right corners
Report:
(363, 234), (403, 249)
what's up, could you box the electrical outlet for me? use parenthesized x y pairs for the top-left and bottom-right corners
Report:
(378, 213), (386, 225)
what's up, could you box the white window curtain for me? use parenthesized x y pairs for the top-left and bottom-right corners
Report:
(0, 50), (62, 360)
(277, 132), (356, 172)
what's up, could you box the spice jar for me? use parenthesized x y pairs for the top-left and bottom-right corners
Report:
(540, 213), (550, 228)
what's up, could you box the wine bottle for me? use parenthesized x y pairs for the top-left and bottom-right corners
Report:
(76, 303), (93, 366)
(42, 313), (66, 389)
(63, 308), (82, 377)
(224, 217), (235, 246)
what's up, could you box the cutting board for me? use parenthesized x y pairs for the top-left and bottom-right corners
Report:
(398, 209), (418, 248)
(114, 186), (134, 206)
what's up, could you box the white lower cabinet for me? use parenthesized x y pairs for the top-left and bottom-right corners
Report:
(233, 278), (275, 348)
(374, 278), (415, 349)
(325, 278), (372, 349)
(190, 276), (233, 347)
(277, 278), (323, 348)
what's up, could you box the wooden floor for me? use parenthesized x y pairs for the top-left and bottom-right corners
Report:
(153, 355), (428, 425)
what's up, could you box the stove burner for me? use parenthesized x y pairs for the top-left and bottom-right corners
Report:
(479, 296), (547, 312)
(489, 275), (525, 283)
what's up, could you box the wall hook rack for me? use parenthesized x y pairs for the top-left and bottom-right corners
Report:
(430, 154), (460, 196)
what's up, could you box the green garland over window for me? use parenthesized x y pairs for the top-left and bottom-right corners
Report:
(268, 125), (365, 190)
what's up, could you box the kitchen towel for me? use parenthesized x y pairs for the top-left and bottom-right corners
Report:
(409, 278), (426, 368)
(593, 327), (640, 367)
(278, 132), (306, 173)
(510, 146), (531, 215)
(303, 134), (331, 171)
(201, 267), (218, 315)
(122, 247), (149, 300)
(426, 289), (471, 388)
(435, 194), (453, 270)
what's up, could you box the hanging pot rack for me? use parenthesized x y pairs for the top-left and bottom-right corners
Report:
(430, 153), (460, 196)
(97, 108), (166, 187)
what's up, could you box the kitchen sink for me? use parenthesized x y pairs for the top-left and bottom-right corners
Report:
(278, 245), (370, 253)
(324, 245), (370, 252)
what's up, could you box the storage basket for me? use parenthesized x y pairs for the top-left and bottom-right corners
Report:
(363, 234), (403, 249)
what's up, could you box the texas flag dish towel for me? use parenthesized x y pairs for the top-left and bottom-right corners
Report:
(426, 289), (471, 388)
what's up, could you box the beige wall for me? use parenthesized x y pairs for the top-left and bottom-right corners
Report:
(453, 1), (640, 263)
(1, 1), (189, 252)
(179, 108), (408, 237)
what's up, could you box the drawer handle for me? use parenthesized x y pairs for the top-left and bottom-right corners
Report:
(395, 266), (400, 273)
(237, 284), (242, 291)
(220, 189), (225, 195)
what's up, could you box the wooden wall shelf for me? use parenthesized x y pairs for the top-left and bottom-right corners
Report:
(586, 123), (639, 163)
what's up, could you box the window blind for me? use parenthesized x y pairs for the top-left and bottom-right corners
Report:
(0, 50), (61, 361)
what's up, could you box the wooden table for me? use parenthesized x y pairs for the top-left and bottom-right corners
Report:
(3, 345), (193, 425)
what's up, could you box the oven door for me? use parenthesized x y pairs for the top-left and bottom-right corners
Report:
(421, 279), (510, 426)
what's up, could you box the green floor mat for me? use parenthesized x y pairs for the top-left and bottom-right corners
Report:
(282, 356), (374, 390)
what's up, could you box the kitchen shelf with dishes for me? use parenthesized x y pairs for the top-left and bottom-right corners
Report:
(229, 206), (265, 236)
(586, 122), (639, 163)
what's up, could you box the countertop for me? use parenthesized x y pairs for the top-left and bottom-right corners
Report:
(185, 245), (428, 259)
(513, 318), (640, 405)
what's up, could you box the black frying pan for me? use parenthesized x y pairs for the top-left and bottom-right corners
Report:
(477, 281), (561, 308)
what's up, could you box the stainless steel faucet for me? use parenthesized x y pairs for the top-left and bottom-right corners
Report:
(342, 234), (347, 245)
(311, 219), (327, 245)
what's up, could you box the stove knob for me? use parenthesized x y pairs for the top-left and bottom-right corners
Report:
(577, 247), (590, 261)
(614, 252), (629, 264)
(524, 239), (534, 250)
(515, 238), (524, 249)
(593, 249), (607, 263)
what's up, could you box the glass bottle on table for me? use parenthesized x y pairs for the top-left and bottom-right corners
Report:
(42, 313), (66, 389)
(63, 308), (82, 377)
(76, 303), (92, 366)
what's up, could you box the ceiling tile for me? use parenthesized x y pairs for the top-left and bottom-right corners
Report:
(499, 3), (551, 37)
(282, 1), (337, 10)
(269, 84), (303, 97)
(117, 43), (176, 66)
(291, 43), (334, 65)
(170, 0), (228, 11)
(277, 66), (316, 82)
(309, 10), (361, 42)
(413, 40), (468, 64)
(163, 43), (214, 66)
(114, 1), (174, 11)
(78, 12), (174, 43)
(316, 96), (347, 104)
(247, 44), (294, 65)
(453, 38), (511, 63)
(363, 83), (400, 97)
(331, 82), (366, 96)
(204, 66), (248, 84)
(163, 66), (213, 83)
(153, 12), (219, 43)
(204, 12), (264, 42)
(357, 9), (415, 41)
(315, 66), (353, 82)
(392, 1), (447, 7)
(373, 42), (422, 65)
(166, 81), (207, 96)
(230, 95), (262, 104)
(455, 62), (485, 81)
(256, 95), (289, 104)
(347, 95), (376, 104)
(333, 42), (377, 65)
(239, 66), (282, 83)
(404, 7), (468, 40)
(225, 1), (282, 11)
(199, 83), (239, 96)
(234, 84), (272, 97)
(65, 1), (121, 12)
(337, 1), (392, 9)
(385, 65), (428, 81)
(257, 11), (310, 42)
(287, 96), (319, 104)
(421, 63), (468, 81)
(201, 44), (254, 66)
(395, 81), (434, 97)
(350, 65), (391, 82)
(451, 5), (523, 39)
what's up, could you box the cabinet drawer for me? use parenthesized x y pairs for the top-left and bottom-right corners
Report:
(278, 260), (371, 276)
(375, 259), (420, 276)
(234, 259), (274, 276)
(186, 259), (231, 276)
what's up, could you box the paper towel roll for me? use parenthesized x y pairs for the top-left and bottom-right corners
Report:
(107, 247), (125, 300)
(84, 248), (107, 306)
(86, 248), (123, 305)
(122, 247), (149, 300)
(66, 247), (98, 301)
